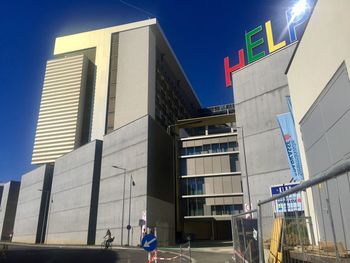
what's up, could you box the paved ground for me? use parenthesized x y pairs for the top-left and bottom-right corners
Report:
(0, 243), (234, 263)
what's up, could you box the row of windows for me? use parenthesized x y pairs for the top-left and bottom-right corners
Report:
(211, 204), (243, 216)
(184, 198), (243, 216)
(183, 124), (233, 137)
(182, 178), (204, 195)
(180, 142), (238, 156)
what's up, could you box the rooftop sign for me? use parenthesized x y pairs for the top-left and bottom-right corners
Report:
(224, 0), (311, 87)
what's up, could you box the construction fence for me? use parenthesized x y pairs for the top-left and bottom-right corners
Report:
(231, 159), (350, 263)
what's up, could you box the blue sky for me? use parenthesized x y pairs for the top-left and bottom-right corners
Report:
(0, 0), (309, 182)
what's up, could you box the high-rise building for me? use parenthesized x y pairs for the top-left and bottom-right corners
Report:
(17, 19), (202, 246)
(32, 18), (200, 165)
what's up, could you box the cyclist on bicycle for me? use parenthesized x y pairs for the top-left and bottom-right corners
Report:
(103, 229), (114, 249)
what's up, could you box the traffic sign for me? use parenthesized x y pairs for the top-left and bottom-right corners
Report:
(141, 234), (157, 252)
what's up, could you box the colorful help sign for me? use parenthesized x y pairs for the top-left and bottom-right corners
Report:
(224, 0), (311, 87)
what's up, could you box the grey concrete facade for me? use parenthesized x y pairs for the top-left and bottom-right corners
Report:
(12, 164), (53, 243)
(0, 181), (20, 241)
(300, 63), (350, 249)
(231, 43), (297, 210)
(46, 140), (102, 245)
(96, 115), (174, 246)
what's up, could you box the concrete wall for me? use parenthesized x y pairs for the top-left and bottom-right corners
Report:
(114, 26), (156, 130)
(96, 115), (175, 246)
(147, 116), (175, 245)
(286, 0), (350, 246)
(299, 63), (350, 248)
(0, 181), (20, 241)
(287, 0), (350, 181)
(46, 140), (102, 244)
(232, 44), (297, 209)
(12, 164), (53, 243)
(96, 116), (148, 246)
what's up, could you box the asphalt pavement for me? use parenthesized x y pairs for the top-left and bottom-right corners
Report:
(0, 243), (234, 263)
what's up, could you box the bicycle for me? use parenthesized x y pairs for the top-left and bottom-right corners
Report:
(101, 236), (114, 249)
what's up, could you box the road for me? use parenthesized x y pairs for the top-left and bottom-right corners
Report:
(0, 243), (233, 263)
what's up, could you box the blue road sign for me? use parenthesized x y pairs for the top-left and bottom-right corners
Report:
(141, 234), (157, 252)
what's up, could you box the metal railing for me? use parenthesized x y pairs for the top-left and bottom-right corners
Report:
(179, 240), (191, 262)
(231, 210), (259, 263)
(231, 158), (350, 263)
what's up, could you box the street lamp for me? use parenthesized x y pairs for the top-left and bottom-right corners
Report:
(127, 174), (135, 246)
(38, 189), (50, 244)
(112, 165), (127, 246)
(235, 126), (252, 211)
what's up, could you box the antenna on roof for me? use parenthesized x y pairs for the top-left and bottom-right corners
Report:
(119, 0), (155, 19)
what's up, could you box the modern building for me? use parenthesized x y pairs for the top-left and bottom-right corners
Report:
(20, 19), (201, 246)
(286, 0), (350, 250)
(32, 18), (200, 165)
(0, 181), (20, 241)
(172, 107), (243, 241)
(231, 43), (297, 210)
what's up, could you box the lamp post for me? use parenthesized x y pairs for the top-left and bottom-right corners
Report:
(112, 165), (127, 246)
(38, 189), (50, 244)
(127, 174), (135, 246)
(235, 126), (252, 210)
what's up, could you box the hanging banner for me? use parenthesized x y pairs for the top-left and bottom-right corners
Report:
(277, 112), (304, 181)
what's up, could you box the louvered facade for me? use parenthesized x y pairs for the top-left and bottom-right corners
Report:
(32, 55), (89, 164)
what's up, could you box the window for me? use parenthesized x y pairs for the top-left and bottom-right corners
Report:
(194, 146), (202, 154)
(180, 159), (187, 176)
(184, 178), (204, 195)
(220, 143), (228, 152)
(203, 144), (210, 153)
(230, 155), (239, 172)
(187, 147), (194, 155)
(212, 143), (220, 153)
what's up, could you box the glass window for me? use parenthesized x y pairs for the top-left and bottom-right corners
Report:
(220, 143), (228, 152)
(187, 147), (194, 155)
(183, 198), (243, 217)
(193, 126), (205, 136)
(187, 179), (196, 195)
(230, 155), (238, 172)
(229, 141), (238, 151)
(196, 178), (204, 195)
(212, 143), (220, 153)
(196, 199), (204, 216)
(234, 204), (244, 213)
(194, 146), (202, 154)
(203, 144), (210, 153)
(180, 148), (186, 156)
(180, 159), (187, 176)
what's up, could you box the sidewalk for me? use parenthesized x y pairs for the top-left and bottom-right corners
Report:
(160, 240), (233, 254)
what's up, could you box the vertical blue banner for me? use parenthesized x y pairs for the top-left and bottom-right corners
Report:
(277, 112), (304, 181)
